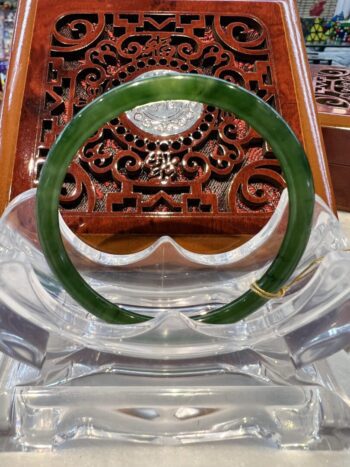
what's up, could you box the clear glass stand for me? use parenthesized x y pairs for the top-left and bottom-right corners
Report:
(0, 190), (349, 451)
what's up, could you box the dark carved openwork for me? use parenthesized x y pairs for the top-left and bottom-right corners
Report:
(313, 67), (350, 112)
(30, 12), (285, 226)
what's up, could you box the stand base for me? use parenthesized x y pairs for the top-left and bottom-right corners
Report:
(3, 385), (348, 450)
(1, 351), (350, 451)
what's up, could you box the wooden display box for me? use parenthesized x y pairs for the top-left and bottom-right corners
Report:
(311, 65), (350, 212)
(0, 0), (334, 252)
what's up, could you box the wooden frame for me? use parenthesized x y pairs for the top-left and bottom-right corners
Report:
(0, 0), (335, 252)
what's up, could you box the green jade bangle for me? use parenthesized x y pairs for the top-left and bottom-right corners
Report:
(36, 75), (315, 325)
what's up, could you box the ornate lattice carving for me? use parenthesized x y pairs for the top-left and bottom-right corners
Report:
(32, 12), (285, 223)
(313, 67), (350, 111)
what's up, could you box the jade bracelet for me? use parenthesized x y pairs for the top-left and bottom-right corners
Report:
(36, 75), (315, 325)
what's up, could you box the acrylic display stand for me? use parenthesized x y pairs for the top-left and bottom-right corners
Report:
(0, 187), (350, 451)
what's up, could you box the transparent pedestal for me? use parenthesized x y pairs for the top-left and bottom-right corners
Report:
(1, 347), (350, 450)
(0, 190), (349, 451)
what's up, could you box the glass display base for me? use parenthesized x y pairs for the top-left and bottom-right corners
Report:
(0, 191), (349, 452)
(1, 348), (350, 451)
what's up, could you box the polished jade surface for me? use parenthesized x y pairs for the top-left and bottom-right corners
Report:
(36, 75), (315, 324)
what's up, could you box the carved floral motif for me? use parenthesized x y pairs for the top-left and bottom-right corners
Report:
(37, 12), (285, 221)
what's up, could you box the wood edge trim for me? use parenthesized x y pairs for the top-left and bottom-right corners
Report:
(0, 0), (38, 214)
(318, 113), (350, 129)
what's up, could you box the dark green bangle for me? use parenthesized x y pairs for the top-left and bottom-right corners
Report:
(36, 74), (314, 325)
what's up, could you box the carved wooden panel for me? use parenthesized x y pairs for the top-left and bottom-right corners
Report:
(24, 13), (285, 220)
(313, 66), (350, 115)
(1, 0), (334, 238)
(311, 64), (350, 211)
